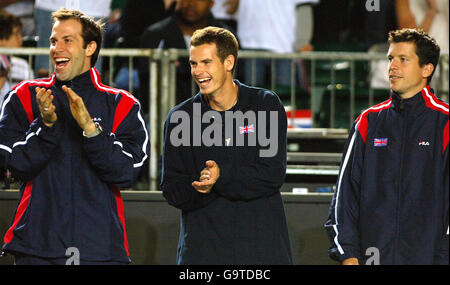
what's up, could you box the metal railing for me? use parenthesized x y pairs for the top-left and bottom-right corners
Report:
(1, 47), (449, 189)
(1, 47), (165, 190)
(170, 49), (449, 127)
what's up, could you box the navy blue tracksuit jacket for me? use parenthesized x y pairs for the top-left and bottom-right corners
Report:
(0, 68), (149, 263)
(325, 86), (449, 265)
(161, 80), (293, 265)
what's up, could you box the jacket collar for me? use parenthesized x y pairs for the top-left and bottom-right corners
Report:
(54, 68), (95, 90)
(194, 79), (251, 112)
(391, 86), (432, 114)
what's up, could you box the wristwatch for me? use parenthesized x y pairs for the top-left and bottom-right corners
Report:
(83, 122), (103, 138)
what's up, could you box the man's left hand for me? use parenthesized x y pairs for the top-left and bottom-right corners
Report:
(192, 160), (220, 194)
(63, 85), (96, 136)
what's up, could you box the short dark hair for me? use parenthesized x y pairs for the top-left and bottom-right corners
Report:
(52, 8), (105, 67)
(0, 9), (22, 41)
(388, 28), (440, 84)
(190, 26), (239, 73)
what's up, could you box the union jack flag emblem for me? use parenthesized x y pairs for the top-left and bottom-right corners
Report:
(239, 124), (255, 134)
(374, 138), (388, 147)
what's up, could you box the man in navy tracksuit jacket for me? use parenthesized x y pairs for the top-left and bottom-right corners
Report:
(0, 9), (148, 264)
(161, 27), (292, 265)
(325, 29), (449, 265)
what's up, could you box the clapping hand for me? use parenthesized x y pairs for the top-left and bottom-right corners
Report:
(36, 87), (57, 127)
(63, 85), (96, 136)
(192, 160), (220, 194)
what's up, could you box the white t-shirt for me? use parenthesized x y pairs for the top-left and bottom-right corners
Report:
(35, 0), (112, 18)
(4, 0), (35, 36)
(409, 0), (449, 54)
(0, 56), (34, 105)
(4, 1), (34, 17)
(236, 0), (318, 53)
(211, 0), (237, 20)
(370, 0), (449, 89)
(10, 56), (34, 83)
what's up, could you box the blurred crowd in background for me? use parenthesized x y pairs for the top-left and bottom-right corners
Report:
(0, 0), (448, 189)
(1, 0), (448, 107)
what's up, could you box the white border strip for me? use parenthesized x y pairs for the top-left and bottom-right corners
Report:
(423, 88), (449, 113)
(91, 68), (149, 169)
(12, 128), (41, 148)
(332, 130), (357, 255)
(1, 75), (55, 120)
(331, 100), (392, 255)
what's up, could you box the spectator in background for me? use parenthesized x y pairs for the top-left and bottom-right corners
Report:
(33, 0), (113, 77)
(0, 54), (10, 104)
(102, 0), (125, 50)
(108, 0), (124, 26)
(0, 0), (35, 37)
(118, 0), (174, 50)
(361, 0), (397, 50)
(365, 0), (397, 90)
(396, 0), (449, 54)
(227, 0), (319, 97)
(211, 0), (237, 31)
(371, 0), (449, 90)
(139, 0), (233, 111)
(0, 9), (33, 104)
(103, 0), (173, 95)
(396, 0), (449, 97)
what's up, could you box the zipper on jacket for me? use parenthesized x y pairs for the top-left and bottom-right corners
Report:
(69, 83), (75, 249)
(393, 103), (408, 264)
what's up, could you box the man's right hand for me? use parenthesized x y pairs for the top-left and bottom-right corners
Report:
(36, 87), (57, 127)
(342, 258), (359, 265)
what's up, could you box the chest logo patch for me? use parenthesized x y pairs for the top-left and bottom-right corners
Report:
(418, 141), (430, 146)
(239, 124), (255, 134)
(374, 138), (388, 147)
